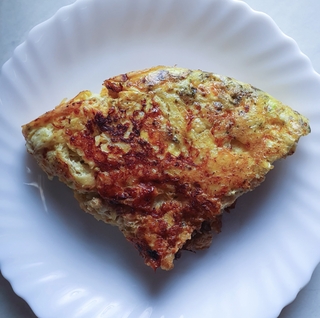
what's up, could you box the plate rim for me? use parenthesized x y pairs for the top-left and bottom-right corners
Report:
(1, 0), (320, 317)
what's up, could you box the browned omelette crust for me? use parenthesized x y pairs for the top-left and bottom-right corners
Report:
(22, 66), (310, 270)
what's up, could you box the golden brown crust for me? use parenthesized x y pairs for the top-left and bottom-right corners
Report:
(22, 66), (310, 270)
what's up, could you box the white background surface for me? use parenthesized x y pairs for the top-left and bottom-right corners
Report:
(0, 0), (319, 317)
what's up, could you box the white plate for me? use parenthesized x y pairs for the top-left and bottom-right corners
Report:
(1, 0), (320, 317)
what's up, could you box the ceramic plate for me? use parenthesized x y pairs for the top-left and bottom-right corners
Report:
(1, 0), (320, 317)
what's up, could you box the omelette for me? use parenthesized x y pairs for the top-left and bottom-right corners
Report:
(22, 66), (310, 270)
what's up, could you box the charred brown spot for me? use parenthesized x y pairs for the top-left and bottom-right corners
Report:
(200, 220), (211, 232)
(147, 249), (160, 260)
(133, 127), (140, 136)
(121, 73), (128, 82)
(94, 111), (130, 139)
(85, 119), (95, 135)
(94, 111), (111, 130)
(104, 80), (123, 98)
(104, 80), (123, 93)
(214, 102), (223, 111)
(42, 147), (49, 159)
(141, 99), (147, 108)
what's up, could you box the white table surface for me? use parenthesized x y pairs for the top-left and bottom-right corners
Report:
(0, 0), (319, 317)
